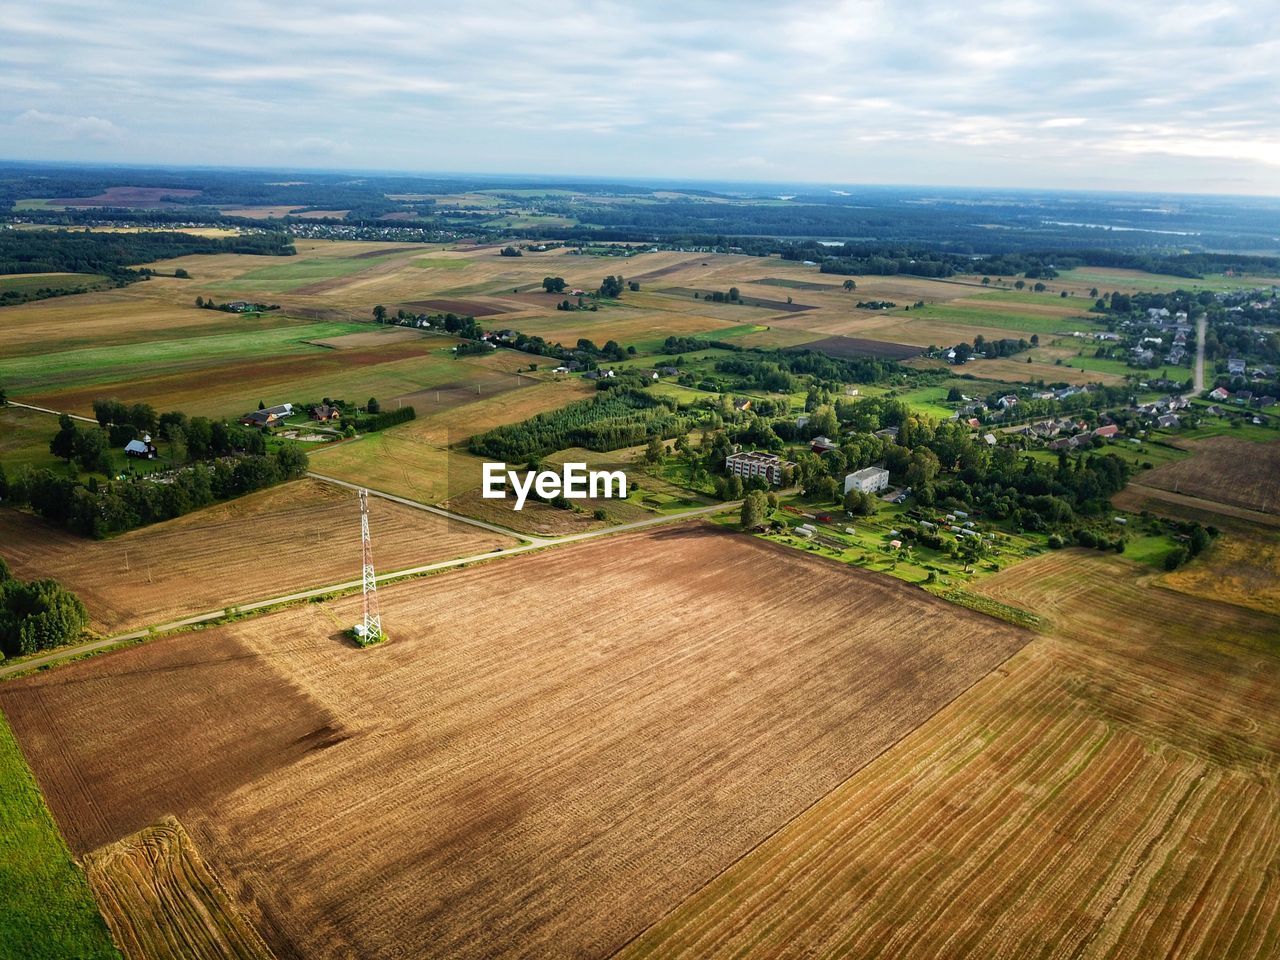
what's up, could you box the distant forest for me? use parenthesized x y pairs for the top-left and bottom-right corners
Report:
(0, 229), (294, 279)
(4, 162), (1279, 263)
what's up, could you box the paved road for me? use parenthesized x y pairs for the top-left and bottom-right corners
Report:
(0, 492), (737, 679)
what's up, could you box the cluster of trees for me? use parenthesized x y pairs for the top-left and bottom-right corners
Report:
(710, 349), (898, 394)
(499, 246), (522, 257)
(598, 275), (625, 298)
(945, 335), (1033, 362)
(89, 399), (269, 460)
(542, 276), (567, 293)
(357, 405), (415, 431)
(469, 388), (688, 462)
(1, 445), (308, 538)
(695, 287), (740, 303)
(0, 559), (89, 659)
(194, 297), (278, 312)
(661, 335), (742, 354)
(0, 229), (293, 283)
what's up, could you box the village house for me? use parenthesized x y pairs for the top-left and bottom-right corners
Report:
(309, 403), (341, 422)
(811, 436), (838, 454)
(1228, 357), (1247, 376)
(239, 402), (293, 428)
(1208, 386), (1231, 401)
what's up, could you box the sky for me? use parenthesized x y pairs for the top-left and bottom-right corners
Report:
(2, 0), (1279, 195)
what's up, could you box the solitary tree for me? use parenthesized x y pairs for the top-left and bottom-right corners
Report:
(542, 276), (566, 294)
(843, 279), (856, 291)
(367, 397), (381, 414)
(740, 490), (769, 530)
(49, 414), (78, 463)
(372, 304), (387, 323)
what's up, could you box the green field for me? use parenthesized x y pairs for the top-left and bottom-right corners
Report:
(0, 320), (366, 392)
(212, 252), (405, 293)
(892, 385), (956, 419)
(0, 712), (120, 960)
(0, 273), (106, 296)
(409, 257), (469, 270)
(1056, 267), (1280, 294)
(0, 406), (64, 473)
(906, 303), (1098, 336)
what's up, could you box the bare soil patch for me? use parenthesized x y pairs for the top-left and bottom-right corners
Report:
(404, 298), (508, 317)
(796, 334), (923, 360)
(1138, 436), (1280, 515)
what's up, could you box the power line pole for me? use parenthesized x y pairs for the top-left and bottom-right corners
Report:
(359, 488), (382, 642)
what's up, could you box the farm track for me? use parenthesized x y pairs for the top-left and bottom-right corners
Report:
(85, 817), (275, 960)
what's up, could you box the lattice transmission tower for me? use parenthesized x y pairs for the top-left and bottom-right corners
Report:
(359, 488), (382, 641)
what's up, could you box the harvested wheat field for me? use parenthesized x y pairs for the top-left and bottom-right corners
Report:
(0, 525), (1028, 959)
(624, 549), (1280, 959)
(85, 817), (275, 960)
(1138, 436), (1280, 515)
(0, 478), (514, 632)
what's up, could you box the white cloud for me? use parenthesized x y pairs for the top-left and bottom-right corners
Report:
(13, 109), (124, 142)
(0, 0), (1278, 192)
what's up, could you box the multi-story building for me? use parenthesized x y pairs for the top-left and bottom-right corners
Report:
(725, 450), (791, 485)
(844, 466), (890, 495)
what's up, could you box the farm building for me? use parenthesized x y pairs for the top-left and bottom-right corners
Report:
(240, 403), (293, 428)
(725, 451), (792, 486)
(123, 436), (157, 459)
(844, 466), (890, 495)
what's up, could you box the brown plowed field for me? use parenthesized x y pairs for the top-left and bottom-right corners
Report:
(0, 526), (1028, 959)
(86, 817), (275, 960)
(796, 334), (923, 360)
(1137, 436), (1280, 515)
(624, 550), (1280, 959)
(0, 478), (513, 632)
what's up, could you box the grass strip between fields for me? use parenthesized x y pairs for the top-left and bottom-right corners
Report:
(0, 712), (121, 960)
